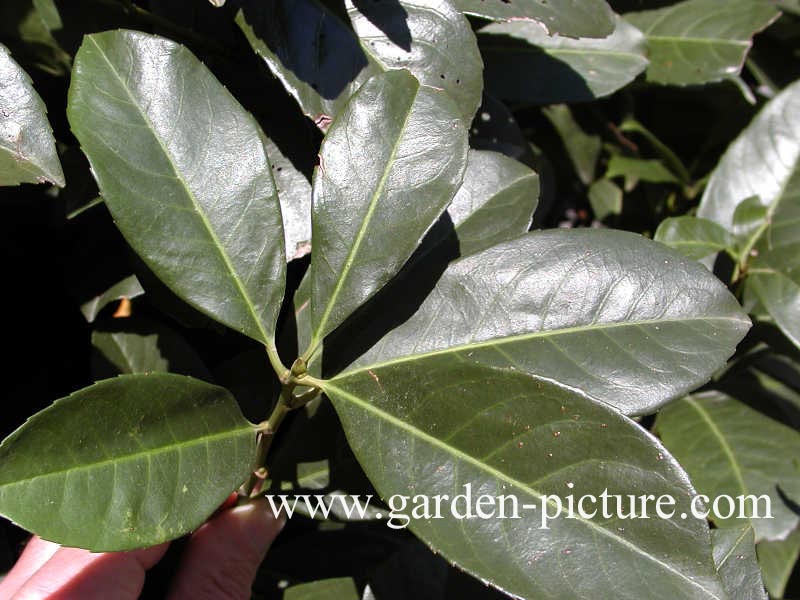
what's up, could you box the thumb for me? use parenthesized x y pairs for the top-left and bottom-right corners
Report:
(167, 498), (284, 600)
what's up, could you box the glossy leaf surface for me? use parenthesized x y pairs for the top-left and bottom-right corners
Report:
(0, 374), (255, 551)
(0, 42), (63, 187)
(68, 30), (286, 346)
(307, 70), (467, 350)
(699, 80), (800, 349)
(322, 363), (726, 600)
(348, 228), (750, 415)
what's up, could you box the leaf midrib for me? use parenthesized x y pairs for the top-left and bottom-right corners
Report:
(0, 426), (254, 489)
(340, 314), (749, 378)
(684, 396), (749, 497)
(85, 35), (272, 345)
(322, 381), (723, 599)
(310, 77), (421, 347)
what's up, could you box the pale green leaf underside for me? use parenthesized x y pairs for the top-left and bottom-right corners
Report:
(712, 525), (767, 600)
(348, 228), (750, 415)
(67, 30), (286, 346)
(480, 16), (648, 104)
(453, 0), (615, 39)
(324, 362), (725, 600)
(0, 42), (64, 187)
(655, 391), (800, 541)
(626, 0), (780, 86)
(308, 70), (467, 349)
(0, 374), (255, 551)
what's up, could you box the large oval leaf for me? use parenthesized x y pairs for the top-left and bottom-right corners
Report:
(698, 79), (800, 349)
(307, 70), (467, 352)
(0, 42), (63, 187)
(67, 30), (286, 346)
(346, 0), (483, 124)
(452, 0), (615, 39)
(321, 362), (726, 599)
(480, 16), (648, 104)
(0, 374), (255, 551)
(347, 228), (750, 415)
(654, 391), (800, 541)
(626, 0), (780, 86)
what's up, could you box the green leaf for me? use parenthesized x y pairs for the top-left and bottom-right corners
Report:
(67, 30), (286, 347)
(588, 178), (623, 221)
(757, 527), (800, 599)
(295, 150), (536, 368)
(654, 391), (800, 541)
(237, 0), (483, 127)
(321, 363), (726, 600)
(0, 374), (255, 551)
(542, 104), (602, 186)
(285, 577), (360, 600)
(625, 0), (780, 86)
(346, 0), (483, 124)
(236, 0), (380, 129)
(452, 0), (615, 39)
(479, 16), (648, 104)
(698, 79), (800, 350)
(712, 525), (767, 600)
(91, 317), (211, 380)
(606, 155), (679, 184)
(79, 274), (145, 323)
(306, 70), (467, 351)
(749, 272), (800, 349)
(346, 228), (750, 415)
(446, 149), (539, 257)
(264, 136), (312, 261)
(655, 216), (735, 260)
(732, 196), (769, 246)
(0, 42), (64, 187)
